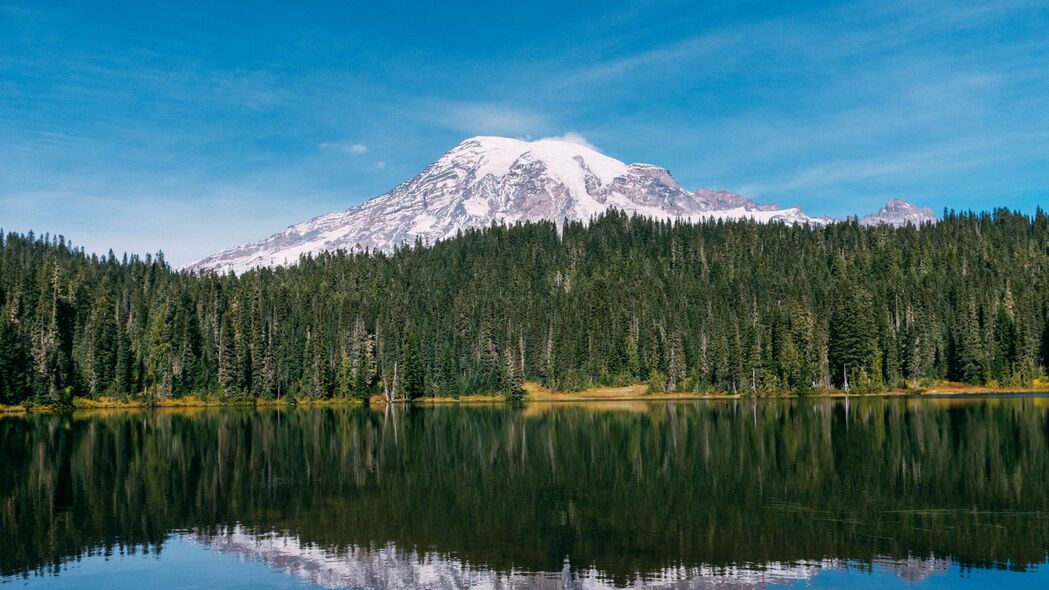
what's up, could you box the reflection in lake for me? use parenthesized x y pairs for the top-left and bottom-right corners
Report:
(194, 525), (955, 589)
(2, 397), (1049, 588)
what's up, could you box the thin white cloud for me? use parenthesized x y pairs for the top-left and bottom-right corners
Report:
(319, 141), (368, 154)
(538, 132), (600, 152)
(556, 28), (751, 89)
(433, 101), (549, 135)
(734, 130), (1049, 199)
(374, 161), (386, 170)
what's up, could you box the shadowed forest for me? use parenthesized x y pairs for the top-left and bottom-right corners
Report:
(2, 209), (1049, 405)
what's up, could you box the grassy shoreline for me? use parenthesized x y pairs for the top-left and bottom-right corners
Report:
(2, 380), (1048, 414)
(517, 381), (1049, 402)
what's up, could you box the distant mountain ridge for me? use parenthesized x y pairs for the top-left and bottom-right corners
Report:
(859, 199), (937, 227)
(187, 136), (935, 273)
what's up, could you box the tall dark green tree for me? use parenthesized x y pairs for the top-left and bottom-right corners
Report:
(399, 337), (423, 400)
(828, 281), (876, 389)
(0, 315), (30, 404)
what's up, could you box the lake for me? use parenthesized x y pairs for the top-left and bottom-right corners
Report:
(2, 396), (1048, 589)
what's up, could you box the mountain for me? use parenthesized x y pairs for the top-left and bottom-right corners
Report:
(859, 199), (937, 227)
(186, 136), (927, 273)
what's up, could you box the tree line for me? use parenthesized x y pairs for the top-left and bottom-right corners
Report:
(1, 208), (1048, 405)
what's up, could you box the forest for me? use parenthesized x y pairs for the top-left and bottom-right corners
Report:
(1, 208), (1048, 405)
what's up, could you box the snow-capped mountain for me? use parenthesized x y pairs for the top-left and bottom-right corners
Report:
(859, 199), (936, 227)
(186, 136), (928, 274)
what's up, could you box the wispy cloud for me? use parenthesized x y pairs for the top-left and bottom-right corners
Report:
(539, 132), (600, 152)
(431, 101), (550, 136)
(740, 138), (1024, 194)
(551, 27), (754, 89)
(319, 141), (368, 154)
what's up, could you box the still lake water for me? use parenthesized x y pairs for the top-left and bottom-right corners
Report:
(2, 397), (1048, 589)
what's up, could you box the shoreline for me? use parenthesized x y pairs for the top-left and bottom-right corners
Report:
(2, 381), (1048, 415)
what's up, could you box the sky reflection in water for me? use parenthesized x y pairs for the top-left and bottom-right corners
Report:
(2, 397), (1049, 588)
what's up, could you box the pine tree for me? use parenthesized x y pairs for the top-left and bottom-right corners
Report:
(217, 312), (239, 396)
(503, 344), (524, 399)
(955, 298), (986, 384)
(0, 315), (30, 404)
(399, 337), (423, 400)
(829, 282), (875, 389)
(83, 284), (117, 395)
(113, 314), (132, 396)
(353, 326), (377, 401)
(666, 330), (685, 392)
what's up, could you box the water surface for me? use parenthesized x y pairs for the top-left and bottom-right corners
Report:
(2, 397), (1048, 588)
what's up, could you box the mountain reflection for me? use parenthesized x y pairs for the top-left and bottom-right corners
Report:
(2, 398), (1049, 583)
(195, 526), (952, 589)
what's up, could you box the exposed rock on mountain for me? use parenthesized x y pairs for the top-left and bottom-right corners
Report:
(859, 199), (937, 227)
(186, 136), (930, 273)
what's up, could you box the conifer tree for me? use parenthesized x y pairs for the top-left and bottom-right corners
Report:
(399, 337), (423, 400)
(829, 282), (875, 388)
(217, 313), (239, 396)
(0, 315), (30, 404)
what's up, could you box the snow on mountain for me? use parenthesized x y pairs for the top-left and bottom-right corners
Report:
(193, 526), (950, 589)
(859, 199), (936, 227)
(193, 526), (834, 589)
(185, 136), (928, 274)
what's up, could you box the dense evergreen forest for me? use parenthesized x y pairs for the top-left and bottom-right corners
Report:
(1, 209), (1048, 405)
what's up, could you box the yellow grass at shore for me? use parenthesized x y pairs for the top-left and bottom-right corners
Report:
(521, 383), (741, 401)
(0, 395), (364, 414)
(410, 394), (507, 405)
(1, 379), (1047, 415)
(912, 379), (1049, 394)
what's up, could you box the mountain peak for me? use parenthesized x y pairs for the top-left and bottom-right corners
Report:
(459, 134), (603, 153)
(441, 135), (633, 188)
(860, 199), (936, 227)
(186, 137), (922, 274)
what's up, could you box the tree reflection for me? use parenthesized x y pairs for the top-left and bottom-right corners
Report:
(2, 398), (1048, 582)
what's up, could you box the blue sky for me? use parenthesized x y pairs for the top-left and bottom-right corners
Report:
(2, 0), (1048, 265)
